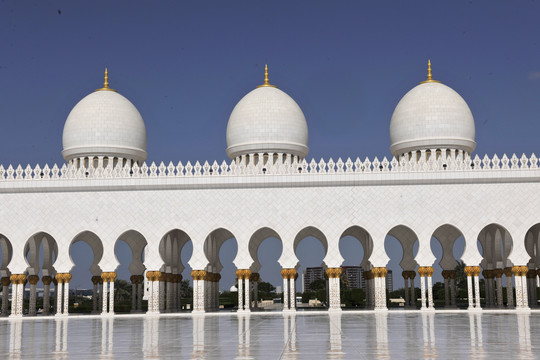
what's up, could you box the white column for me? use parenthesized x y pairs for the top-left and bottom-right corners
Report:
(443, 277), (449, 307)
(63, 281), (70, 315)
(152, 280), (160, 313)
(158, 280), (165, 312)
(467, 275), (474, 309)
(495, 274), (504, 308)
(409, 277), (416, 307)
(29, 281), (37, 316)
(521, 275), (529, 309)
(238, 276), (244, 312)
(420, 274), (427, 309)
(450, 277), (457, 306)
(137, 282), (144, 311)
(101, 279), (109, 315)
(99, 281), (104, 312)
(244, 277), (250, 311)
(1, 279), (9, 316)
(10, 283), (18, 316)
(328, 276), (342, 311)
(505, 268), (514, 308)
(283, 276), (289, 311)
(93, 281), (99, 313)
(55, 280), (64, 316)
(474, 275), (481, 309)
(108, 279), (115, 315)
(289, 276), (296, 311)
(253, 280), (259, 309)
(191, 279), (197, 312)
(427, 275), (434, 309)
(403, 274), (410, 307)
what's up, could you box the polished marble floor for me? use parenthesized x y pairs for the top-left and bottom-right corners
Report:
(0, 311), (538, 359)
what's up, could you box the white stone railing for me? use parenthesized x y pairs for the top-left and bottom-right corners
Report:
(0, 153), (537, 181)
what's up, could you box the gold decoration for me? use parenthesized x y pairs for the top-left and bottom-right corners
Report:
(493, 269), (503, 278)
(325, 268), (342, 278)
(28, 275), (39, 285)
(504, 267), (513, 277)
(418, 267), (433, 277)
(512, 266), (529, 277)
(527, 269), (537, 279)
(256, 64), (277, 88)
(373, 267), (388, 278)
(419, 59), (441, 84)
(250, 273), (260, 282)
(95, 68), (117, 92)
(146, 271), (161, 282)
(1, 277), (10, 286)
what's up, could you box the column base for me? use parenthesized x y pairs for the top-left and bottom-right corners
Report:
(328, 307), (342, 313)
(467, 307), (482, 312)
(191, 310), (206, 315)
(9, 314), (23, 318)
(421, 307), (435, 312)
(282, 308), (296, 313)
(55, 313), (68, 317)
(374, 307), (388, 312)
(515, 307), (531, 312)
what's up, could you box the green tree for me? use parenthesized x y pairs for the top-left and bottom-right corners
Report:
(309, 279), (326, 291)
(114, 279), (132, 303)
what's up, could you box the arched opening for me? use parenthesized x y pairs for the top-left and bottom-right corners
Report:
(384, 225), (418, 309)
(477, 223), (514, 308)
(524, 223), (540, 308)
(23, 232), (59, 315)
(293, 226), (328, 308)
(0, 235), (13, 316)
(69, 231), (104, 314)
(158, 229), (192, 312)
(338, 226), (373, 308)
(114, 230), (147, 313)
(248, 227), (283, 310)
(430, 224), (465, 308)
(203, 228), (237, 311)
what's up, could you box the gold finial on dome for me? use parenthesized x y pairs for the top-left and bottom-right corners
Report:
(256, 64), (277, 88)
(420, 59), (441, 84)
(95, 67), (117, 92)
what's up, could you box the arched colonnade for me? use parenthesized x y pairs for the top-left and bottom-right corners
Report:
(1, 221), (540, 317)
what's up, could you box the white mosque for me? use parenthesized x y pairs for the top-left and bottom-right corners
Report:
(0, 62), (539, 318)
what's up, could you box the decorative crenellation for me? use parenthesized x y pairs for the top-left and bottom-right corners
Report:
(325, 267), (342, 278)
(0, 151), (538, 183)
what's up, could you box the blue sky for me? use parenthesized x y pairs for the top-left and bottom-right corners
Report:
(1, 1), (539, 291)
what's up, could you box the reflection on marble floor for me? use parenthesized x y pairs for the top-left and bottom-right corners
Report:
(0, 312), (538, 359)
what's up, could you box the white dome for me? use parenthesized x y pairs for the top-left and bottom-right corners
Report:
(62, 85), (147, 163)
(226, 77), (309, 160)
(389, 80), (476, 157)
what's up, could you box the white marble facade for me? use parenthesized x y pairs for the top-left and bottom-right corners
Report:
(0, 63), (540, 317)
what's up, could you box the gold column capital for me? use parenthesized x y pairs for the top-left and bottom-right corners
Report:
(250, 272), (260, 282)
(512, 266), (529, 277)
(1, 276), (10, 286)
(526, 269), (537, 279)
(325, 267), (342, 278)
(101, 272), (116, 282)
(373, 267), (388, 278)
(147, 271), (162, 282)
(10, 274), (26, 284)
(91, 275), (102, 284)
(493, 269), (503, 278)
(28, 275), (40, 285)
(281, 268), (297, 279)
(464, 266), (481, 277)
(504, 267), (513, 277)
